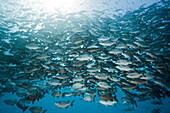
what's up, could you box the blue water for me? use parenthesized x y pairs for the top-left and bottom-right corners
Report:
(0, 88), (170, 113)
(0, 0), (170, 113)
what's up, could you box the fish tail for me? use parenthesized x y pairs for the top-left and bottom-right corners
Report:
(42, 109), (47, 113)
(71, 99), (75, 107)
(23, 106), (28, 112)
(134, 101), (137, 107)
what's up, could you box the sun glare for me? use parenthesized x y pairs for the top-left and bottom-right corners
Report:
(38, 0), (80, 13)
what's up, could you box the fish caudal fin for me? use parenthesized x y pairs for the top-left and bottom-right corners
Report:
(71, 99), (75, 107)
(23, 106), (28, 112)
(42, 109), (47, 113)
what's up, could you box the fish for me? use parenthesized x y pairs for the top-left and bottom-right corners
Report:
(76, 54), (93, 61)
(72, 76), (84, 82)
(99, 99), (117, 106)
(97, 81), (111, 89)
(83, 96), (93, 102)
(151, 100), (162, 105)
(126, 72), (142, 79)
(16, 92), (27, 97)
(19, 98), (32, 104)
(16, 101), (29, 112)
(55, 100), (75, 109)
(122, 96), (137, 107)
(4, 99), (17, 106)
(151, 108), (161, 113)
(84, 90), (97, 97)
(72, 82), (84, 90)
(99, 93), (117, 101)
(99, 40), (115, 47)
(25, 43), (40, 50)
(29, 106), (47, 113)
(108, 48), (122, 55)
(94, 73), (109, 80)
(0, 0), (169, 112)
(51, 91), (61, 98)
(62, 92), (76, 97)
(116, 65), (134, 71)
(115, 59), (132, 65)
(47, 79), (62, 86)
(98, 35), (111, 41)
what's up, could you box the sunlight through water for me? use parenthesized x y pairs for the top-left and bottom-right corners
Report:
(0, 0), (169, 113)
(35, 0), (82, 14)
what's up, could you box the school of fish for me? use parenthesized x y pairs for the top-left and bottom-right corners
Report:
(0, 0), (169, 113)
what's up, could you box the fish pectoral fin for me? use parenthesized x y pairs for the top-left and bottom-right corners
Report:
(59, 107), (62, 110)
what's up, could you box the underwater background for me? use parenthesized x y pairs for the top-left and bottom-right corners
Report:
(0, 0), (170, 113)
